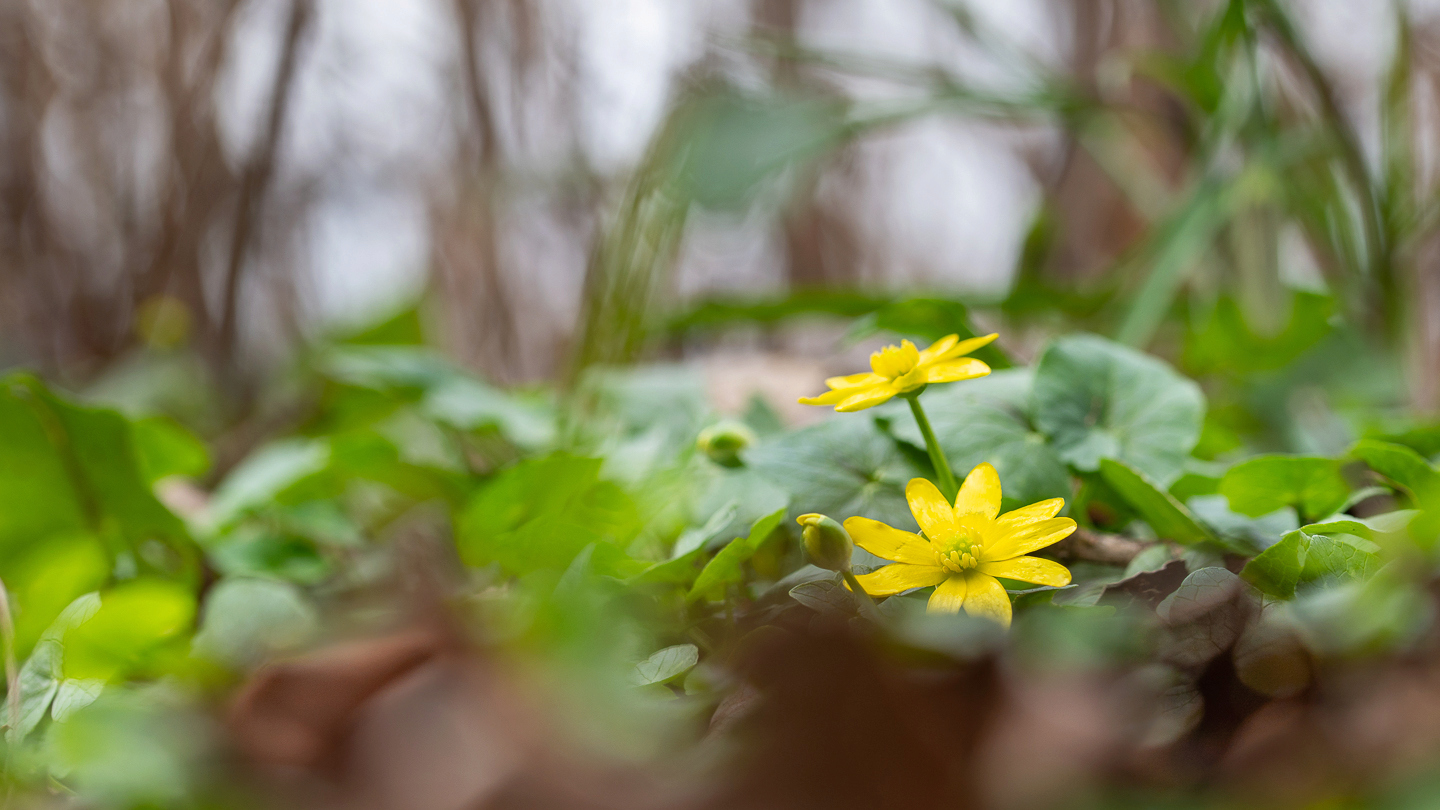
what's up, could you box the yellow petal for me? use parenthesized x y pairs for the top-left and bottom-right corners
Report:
(844, 517), (935, 566)
(906, 478), (959, 542)
(978, 556), (1071, 587)
(825, 372), (885, 390)
(922, 357), (990, 384)
(835, 385), (898, 412)
(954, 463), (1002, 520)
(927, 574), (967, 613)
(798, 389), (849, 406)
(852, 563), (946, 596)
(917, 334), (959, 364)
(870, 341), (921, 378)
(984, 517), (1077, 561)
(931, 333), (998, 363)
(960, 571), (1012, 627)
(995, 498), (1065, 533)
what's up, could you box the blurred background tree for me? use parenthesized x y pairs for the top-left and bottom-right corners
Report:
(1, 0), (1436, 440)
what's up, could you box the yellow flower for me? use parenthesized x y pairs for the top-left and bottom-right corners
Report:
(845, 463), (1075, 626)
(799, 333), (997, 412)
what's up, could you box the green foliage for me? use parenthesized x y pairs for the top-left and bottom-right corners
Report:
(458, 454), (642, 577)
(0, 375), (193, 575)
(1220, 455), (1351, 522)
(1032, 335), (1205, 486)
(629, 644), (699, 686)
(747, 415), (923, 529)
(675, 92), (850, 210)
(1099, 459), (1217, 547)
(130, 416), (210, 483)
(1352, 439), (1440, 501)
(689, 508), (786, 601)
(888, 371), (1070, 511)
(1241, 529), (1381, 599)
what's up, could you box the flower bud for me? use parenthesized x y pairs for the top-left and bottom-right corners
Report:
(797, 513), (853, 572)
(697, 421), (756, 468)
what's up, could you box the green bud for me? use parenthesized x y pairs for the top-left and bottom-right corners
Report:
(797, 513), (853, 572)
(697, 421), (756, 468)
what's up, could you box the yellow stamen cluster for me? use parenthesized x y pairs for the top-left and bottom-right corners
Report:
(935, 532), (983, 573)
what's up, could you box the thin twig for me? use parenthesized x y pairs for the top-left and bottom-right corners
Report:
(1049, 527), (1148, 566)
(217, 0), (313, 366)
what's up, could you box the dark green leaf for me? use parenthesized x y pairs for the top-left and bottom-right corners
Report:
(888, 376), (1070, 511)
(747, 416), (924, 530)
(1031, 335), (1205, 485)
(789, 577), (857, 617)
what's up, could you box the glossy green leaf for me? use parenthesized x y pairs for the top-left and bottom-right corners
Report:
(1240, 529), (1381, 599)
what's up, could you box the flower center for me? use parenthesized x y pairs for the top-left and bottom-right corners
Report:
(934, 530), (984, 573)
(870, 341), (921, 380)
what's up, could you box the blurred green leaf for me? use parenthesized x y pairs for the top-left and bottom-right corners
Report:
(1183, 291), (1337, 377)
(1187, 494), (1297, 553)
(629, 644), (699, 686)
(676, 92), (850, 210)
(1099, 459), (1217, 547)
(1220, 456), (1350, 522)
(0, 375), (193, 581)
(192, 578), (318, 668)
(458, 453), (642, 577)
(669, 289), (890, 334)
(1032, 335), (1205, 485)
(1351, 439), (1440, 500)
(689, 507), (786, 601)
(62, 579), (196, 682)
(8, 533), (109, 656)
(130, 416), (210, 483)
(207, 439), (330, 529)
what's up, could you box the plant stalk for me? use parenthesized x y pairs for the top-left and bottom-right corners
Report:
(906, 394), (958, 499)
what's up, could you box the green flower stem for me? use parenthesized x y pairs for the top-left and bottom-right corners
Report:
(906, 394), (958, 499)
(842, 570), (874, 606)
(842, 570), (881, 622)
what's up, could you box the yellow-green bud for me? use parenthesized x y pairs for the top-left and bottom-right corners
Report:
(697, 421), (756, 468)
(797, 513), (852, 572)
